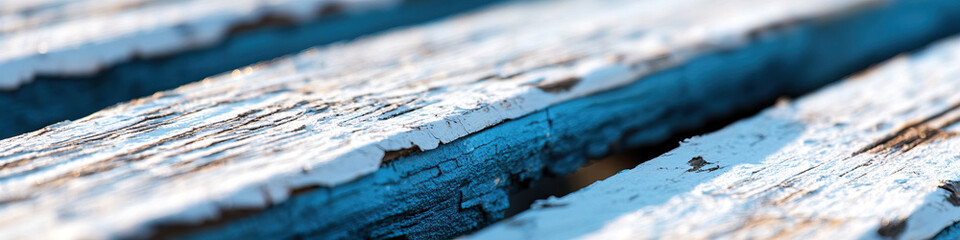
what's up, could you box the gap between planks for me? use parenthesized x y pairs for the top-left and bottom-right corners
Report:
(469, 34), (960, 240)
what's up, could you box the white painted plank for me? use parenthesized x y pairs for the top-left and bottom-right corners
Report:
(469, 35), (960, 240)
(0, 0), (400, 89)
(0, 0), (955, 239)
(0, 0), (502, 141)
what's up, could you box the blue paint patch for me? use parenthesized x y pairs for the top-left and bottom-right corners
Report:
(936, 221), (960, 239)
(168, 112), (552, 239)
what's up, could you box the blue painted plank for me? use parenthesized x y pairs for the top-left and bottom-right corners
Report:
(170, 1), (960, 238)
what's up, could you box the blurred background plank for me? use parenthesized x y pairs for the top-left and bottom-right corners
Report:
(0, 0), (402, 88)
(0, 0), (507, 139)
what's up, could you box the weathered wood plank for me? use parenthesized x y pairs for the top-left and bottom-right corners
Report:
(470, 35), (960, 240)
(0, 0), (400, 89)
(0, 0), (505, 140)
(3, 0), (960, 239)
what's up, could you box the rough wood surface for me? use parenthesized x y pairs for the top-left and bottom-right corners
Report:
(470, 35), (960, 240)
(0, 0), (504, 140)
(3, 0), (960, 239)
(0, 0), (399, 89)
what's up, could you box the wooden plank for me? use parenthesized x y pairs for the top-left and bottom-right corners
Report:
(0, 0), (506, 140)
(0, 0), (400, 89)
(3, 0), (960, 239)
(469, 35), (960, 240)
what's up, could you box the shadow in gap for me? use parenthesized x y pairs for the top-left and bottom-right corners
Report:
(505, 100), (773, 217)
(485, 109), (807, 239)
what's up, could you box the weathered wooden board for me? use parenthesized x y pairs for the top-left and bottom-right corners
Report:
(469, 35), (960, 240)
(0, 0), (400, 89)
(0, 0), (505, 140)
(3, 0), (960, 239)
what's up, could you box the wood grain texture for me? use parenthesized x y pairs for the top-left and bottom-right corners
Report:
(470, 35), (960, 240)
(0, 0), (400, 89)
(0, 0), (505, 140)
(3, 0), (960, 239)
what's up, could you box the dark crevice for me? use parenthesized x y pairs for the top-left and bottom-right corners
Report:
(0, 0), (509, 139)
(535, 76), (581, 93)
(853, 101), (960, 156)
(939, 180), (960, 207)
(506, 94), (776, 217)
(878, 218), (908, 238)
(382, 146), (423, 163)
(149, 208), (265, 240)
